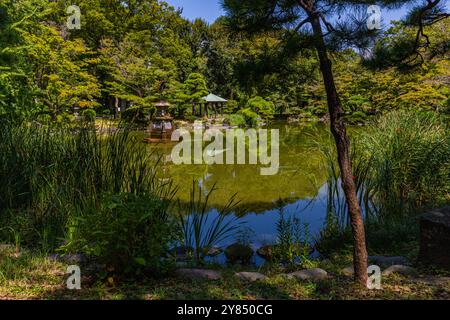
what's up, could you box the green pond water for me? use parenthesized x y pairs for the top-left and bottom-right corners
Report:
(147, 122), (334, 263)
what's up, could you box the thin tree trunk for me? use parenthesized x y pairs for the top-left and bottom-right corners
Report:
(309, 13), (368, 286)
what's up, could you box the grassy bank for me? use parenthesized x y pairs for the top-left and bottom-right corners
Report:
(1, 246), (448, 300)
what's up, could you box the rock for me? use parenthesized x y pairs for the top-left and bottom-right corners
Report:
(235, 272), (267, 282)
(382, 265), (417, 276)
(256, 245), (275, 261)
(287, 268), (328, 281)
(368, 256), (408, 267)
(341, 266), (354, 277)
(48, 253), (86, 264)
(256, 245), (276, 261)
(418, 207), (450, 270)
(224, 243), (253, 264)
(175, 268), (222, 280)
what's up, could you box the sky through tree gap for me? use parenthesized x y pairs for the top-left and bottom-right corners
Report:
(165, 0), (450, 26)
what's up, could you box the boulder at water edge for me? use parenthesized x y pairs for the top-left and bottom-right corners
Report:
(235, 272), (267, 282)
(418, 207), (450, 270)
(175, 269), (222, 280)
(287, 268), (328, 281)
(224, 243), (253, 264)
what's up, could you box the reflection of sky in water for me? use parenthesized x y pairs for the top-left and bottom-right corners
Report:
(203, 183), (330, 266)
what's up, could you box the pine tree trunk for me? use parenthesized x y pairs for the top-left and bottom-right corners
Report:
(310, 14), (368, 286)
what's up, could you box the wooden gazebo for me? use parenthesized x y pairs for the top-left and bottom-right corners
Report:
(195, 93), (228, 117)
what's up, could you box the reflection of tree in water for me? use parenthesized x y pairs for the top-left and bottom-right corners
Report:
(147, 123), (328, 214)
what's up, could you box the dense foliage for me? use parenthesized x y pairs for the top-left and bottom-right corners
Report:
(61, 193), (178, 276)
(0, 119), (175, 249)
(1, 1), (448, 122)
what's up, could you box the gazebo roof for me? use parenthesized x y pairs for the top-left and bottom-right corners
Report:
(202, 93), (227, 103)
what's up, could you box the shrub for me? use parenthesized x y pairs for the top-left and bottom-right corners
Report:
(61, 112), (76, 123)
(224, 113), (246, 127)
(238, 108), (259, 127)
(246, 96), (275, 120)
(308, 104), (328, 117)
(61, 193), (179, 277)
(223, 99), (240, 114)
(81, 109), (96, 122)
(35, 113), (52, 124)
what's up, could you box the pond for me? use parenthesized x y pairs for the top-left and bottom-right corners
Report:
(149, 122), (335, 265)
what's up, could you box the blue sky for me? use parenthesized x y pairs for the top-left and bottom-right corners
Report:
(165, 0), (450, 26)
(166, 0), (225, 23)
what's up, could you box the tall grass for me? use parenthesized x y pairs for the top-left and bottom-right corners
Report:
(315, 111), (449, 254)
(0, 119), (174, 250)
(177, 181), (242, 263)
(360, 111), (449, 220)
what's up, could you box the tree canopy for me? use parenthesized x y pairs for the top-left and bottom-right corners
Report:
(0, 0), (448, 122)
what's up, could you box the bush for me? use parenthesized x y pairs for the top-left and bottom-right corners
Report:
(308, 104), (328, 117)
(61, 193), (179, 277)
(223, 99), (240, 114)
(246, 96), (275, 120)
(35, 113), (52, 124)
(61, 112), (76, 123)
(224, 114), (246, 127)
(81, 109), (96, 122)
(238, 108), (259, 127)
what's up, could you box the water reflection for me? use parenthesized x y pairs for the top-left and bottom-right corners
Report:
(146, 122), (334, 261)
(152, 122), (328, 214)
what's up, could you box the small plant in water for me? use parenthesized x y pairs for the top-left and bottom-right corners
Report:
(274, 201), (313, 268)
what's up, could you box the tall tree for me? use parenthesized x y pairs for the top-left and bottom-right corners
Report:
(179, 73), (209, 116)
(100, 32), (178, 111)
(222, 0), (449, 285)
